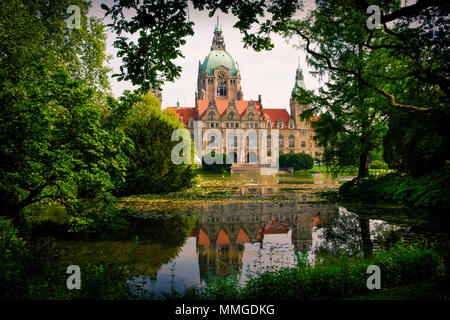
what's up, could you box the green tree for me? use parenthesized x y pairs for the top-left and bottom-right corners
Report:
(114, 92), (197, 195)
(0, 0), (129, 232)
(290, 2), (388, 177)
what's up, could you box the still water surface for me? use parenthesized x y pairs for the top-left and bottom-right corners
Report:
(50, 173), (447, 299)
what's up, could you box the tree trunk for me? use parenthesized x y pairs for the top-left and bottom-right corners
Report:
(358, 152), (369, 177)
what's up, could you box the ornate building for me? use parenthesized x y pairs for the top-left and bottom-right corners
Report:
(167, 17), (322, 165)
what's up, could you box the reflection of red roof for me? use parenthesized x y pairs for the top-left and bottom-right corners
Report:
(197, 99), (263, 117)
(236, 228), (250, 244)
(166, 107), (197, 126)
(264, 109), (291, 126)
(264, 217), (291, 235)
(198, 228), (210, 246)
(217, 229), (231, 245)
(311, 216), (321, 227)
(256, 227), (264, 242)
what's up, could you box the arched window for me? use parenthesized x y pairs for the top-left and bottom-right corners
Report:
(247, 151), (257, 163)
(229, 112), (234, 120)
(234, 136), (238, 147)
(209, 112), (215, 120)
(279, 135), (284, 147)
(267, 135), (271, 148)
(315, 152), (319, 158)
(248, 112), (254, 121)
(315, 141), (318, 148)
(209, 135), (215, 145)
(246, 134), (256, 147)
(189, 120), (194, 128)
(289, 121), (294, 129)
(288, 135), (295, 148)
(267, 120), (272, 128)
(278, 120), (283, 128)
(301, 141), (306, 148)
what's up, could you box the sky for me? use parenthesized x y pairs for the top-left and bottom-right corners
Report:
(89, 0), (323, 111)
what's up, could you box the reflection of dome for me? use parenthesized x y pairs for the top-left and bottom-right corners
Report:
(201, 50), (237, 76)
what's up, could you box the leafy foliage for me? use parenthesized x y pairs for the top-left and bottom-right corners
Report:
(101, 0), (302, 91)
(339, 168), (450, 211)
(113, 92), (197, 195)
(0, 0), (129, 233)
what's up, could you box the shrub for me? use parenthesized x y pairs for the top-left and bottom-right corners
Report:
(201, 152), (232, 173)
(118, 93), (196, 195)
(279, 153), (314, 170)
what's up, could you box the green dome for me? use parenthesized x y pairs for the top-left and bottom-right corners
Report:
(201, 50), (237, 76)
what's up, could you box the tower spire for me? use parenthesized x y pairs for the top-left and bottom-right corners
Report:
(211, 16), (225, 50)
(215, 16), (221, 32)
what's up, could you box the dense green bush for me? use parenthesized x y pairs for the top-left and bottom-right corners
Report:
(201, 152), (232, 173)
(117, 93), (197, 195)
(279, 153), (314, 170)
(339, 168), (450, 210)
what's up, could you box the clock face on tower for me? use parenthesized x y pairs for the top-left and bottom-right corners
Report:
(216, 71), (227, 82)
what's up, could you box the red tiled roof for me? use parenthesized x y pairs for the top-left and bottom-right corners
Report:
(166, 107), (197, 126)
(196, 99), (263, 117)
(263, 108), (292, 126)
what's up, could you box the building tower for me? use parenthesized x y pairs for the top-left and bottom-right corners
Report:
(197, 17), (243, 101)
(289, 66), (308, 128)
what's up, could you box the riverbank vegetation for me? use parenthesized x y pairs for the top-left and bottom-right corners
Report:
(165, 244), (448, 300)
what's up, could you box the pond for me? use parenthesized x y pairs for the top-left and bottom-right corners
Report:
(43, 173), (449, 299)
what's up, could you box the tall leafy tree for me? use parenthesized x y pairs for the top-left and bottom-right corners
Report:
(290, 2), (389, 176)
(0, 0), (129, 232)
(112, 92), (196, 195)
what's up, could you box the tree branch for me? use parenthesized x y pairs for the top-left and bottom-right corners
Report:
(293, 27), (434, 112)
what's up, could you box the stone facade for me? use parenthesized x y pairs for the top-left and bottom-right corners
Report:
(167, 18), (322, 164)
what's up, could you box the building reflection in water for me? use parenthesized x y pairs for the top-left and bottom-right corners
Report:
(191, 199), (336, 283)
